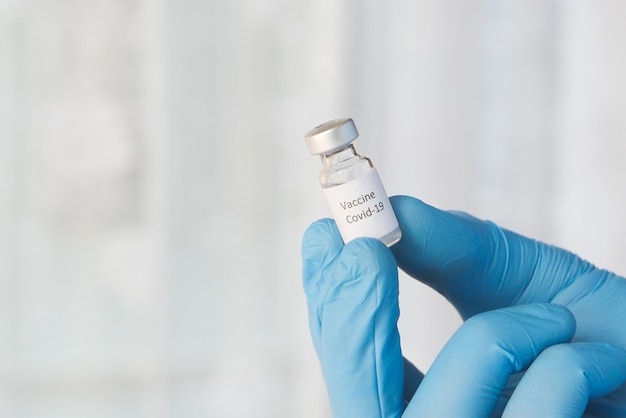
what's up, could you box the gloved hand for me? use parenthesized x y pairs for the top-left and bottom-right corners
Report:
(302, 195), (626, 417)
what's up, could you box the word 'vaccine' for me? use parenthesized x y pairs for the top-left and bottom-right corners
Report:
(304, 118), (401, 247)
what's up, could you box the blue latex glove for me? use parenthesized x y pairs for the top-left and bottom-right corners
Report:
(302, 196), (626, 417)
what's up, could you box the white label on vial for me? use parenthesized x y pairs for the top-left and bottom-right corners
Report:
(322, 169), (399, 243)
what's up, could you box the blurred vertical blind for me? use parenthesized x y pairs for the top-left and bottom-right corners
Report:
(1, 1), (626, 417)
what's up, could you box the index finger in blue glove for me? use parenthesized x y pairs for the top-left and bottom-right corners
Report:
(302, 219), (405, 418)
(389, 195), (594, 318)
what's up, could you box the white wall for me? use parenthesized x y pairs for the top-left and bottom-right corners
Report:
(1, 1), (626, 417)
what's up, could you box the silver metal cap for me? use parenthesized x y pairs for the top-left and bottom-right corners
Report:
(304, 118), (359, 155)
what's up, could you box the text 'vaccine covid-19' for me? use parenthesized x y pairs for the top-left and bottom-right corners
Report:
(304, 118), (402, 247)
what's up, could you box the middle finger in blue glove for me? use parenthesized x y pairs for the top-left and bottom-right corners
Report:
(404, 303), (576, 417)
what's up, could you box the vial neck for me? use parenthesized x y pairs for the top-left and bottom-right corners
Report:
(321, 145), (358, 168)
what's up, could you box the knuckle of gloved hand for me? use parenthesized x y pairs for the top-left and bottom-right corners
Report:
(535, 342), (617, 375)
(455, 308), (547, 370)
(536, 343), (584, 368)
(459, 310), (510, 345)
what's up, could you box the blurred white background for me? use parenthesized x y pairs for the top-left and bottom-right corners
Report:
(1, 0), (626, 417)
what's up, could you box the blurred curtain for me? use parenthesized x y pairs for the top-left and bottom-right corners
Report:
(1, 1), (626, 417)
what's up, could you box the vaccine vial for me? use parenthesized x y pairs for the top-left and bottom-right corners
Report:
(304, 118), (402, 247)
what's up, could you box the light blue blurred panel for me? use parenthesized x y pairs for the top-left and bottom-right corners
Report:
(5, 0), (169, 417)
(0, 2), (19, 416)
(476, 0), (559, 238)
(16, 383), (149, 418)
(552, 1), (626, 273)
(168, 358), (288, 418)
(164, 2), (326, 416)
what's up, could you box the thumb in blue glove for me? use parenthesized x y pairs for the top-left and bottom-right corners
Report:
(303, 219), (404, 417)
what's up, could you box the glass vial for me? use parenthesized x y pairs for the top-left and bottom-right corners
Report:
(304, 118), (402, 247)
